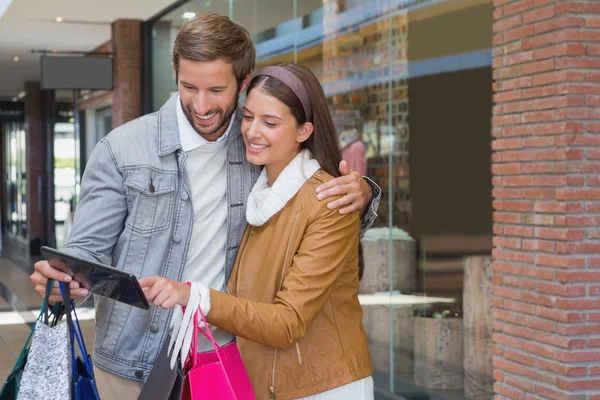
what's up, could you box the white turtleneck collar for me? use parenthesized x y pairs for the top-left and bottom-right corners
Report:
(246, 150), (321, 226)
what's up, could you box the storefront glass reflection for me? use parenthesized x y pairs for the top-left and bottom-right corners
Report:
(149, 0), (494, 397)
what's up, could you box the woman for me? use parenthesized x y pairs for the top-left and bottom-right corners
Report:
(141, 63), (373, 399)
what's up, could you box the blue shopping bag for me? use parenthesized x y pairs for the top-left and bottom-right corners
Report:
(59, 283), (100, 400)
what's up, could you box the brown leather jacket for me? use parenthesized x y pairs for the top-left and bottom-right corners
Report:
(207, 170), (373, 399)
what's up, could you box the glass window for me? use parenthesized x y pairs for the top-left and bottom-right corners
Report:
(148, 0), (494, 397)
(5, 120), (27, 238)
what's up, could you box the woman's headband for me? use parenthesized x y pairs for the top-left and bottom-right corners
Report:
(256, 66), (312, 122)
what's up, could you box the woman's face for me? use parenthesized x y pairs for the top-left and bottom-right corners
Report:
(241, 86), (313, 183)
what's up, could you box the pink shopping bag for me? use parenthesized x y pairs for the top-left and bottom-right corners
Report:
(181, 308), (256, 400)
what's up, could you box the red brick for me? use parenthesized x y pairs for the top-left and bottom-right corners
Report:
(493, 188), (522, 198)
(557, 299), (600, 310)
(494, 355), (525, 375)
(557, 83), (600, 95)
(494, 332), (523, 348)
(567, 242), (600, 253)
(523, 84), (557, 99)
(496, 309), (525, 325)
(494, 212), (522, 223)
(503, 76), (533, 90)
(522, 189), (555, 199)
(523, 239), (555, 252)
(524, 292), (555, 307)
(504, 348), (535, 366)
(495, 286), (525, 301)
(522, 162), (555, 174)
(494, 114), (522, 126)
(535, 384), (576, 400)
(523, 32), (555, 49)
(534, 43), (585, 60)
(557, 350), (600, 363)
(505, 25), (535, 43)
(534, 149), (568, 161)
(535, 358), (587, 376)
(523, 266), (555, 280)
(533, 202), (565, 213)
(536, 280), (585, 296)
(523, 5), (554, 24)
(535, 332), (586, 349)
(556, 57), (600, 70)
(504, 201), (534, 212)
(557, 189), (600, 200)
(555, 2), (600, 15)
(505, 374), (535, 392)
(523, 59), (555, 75)
(504, 0), (534, 16)
(495, 382), (524, 400)
(535, 254), (586, 268)
(493, 138), (523, 150)
(535, 16), (586, 35)
(522, 315), (557, 332)
(532, 175), (566, 186)
(505, 226), (535, 238)
(522, 110), (554, 123)
(556, 271), (600, 282)
(503, 176), (534, 186)
(534, 122), (584, 135)
(535, 228), (584, 241)
(524, 136), (555, 147)
(503, 150), (533, 162)
(503, 276), (535, 290)
(504, 323), (536, 340)
(494, 14), (523, 32)
(495, 90), (523, 102)
(494, 236), (523, 249)
(556, 30), (600, 43)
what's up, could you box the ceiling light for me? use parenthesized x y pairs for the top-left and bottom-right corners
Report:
(182, 12), (196, 19)
(12, 97), (17, 102)
(16, 91), (25, 99)
(13, 56), (19, 61)
(56, 17), (63, 22)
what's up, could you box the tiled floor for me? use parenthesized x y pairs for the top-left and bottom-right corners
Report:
(0, 257), (95, 385)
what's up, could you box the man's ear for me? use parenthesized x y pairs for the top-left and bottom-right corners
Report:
(297, 122), (314, 144)
(240, 71), (253, 92)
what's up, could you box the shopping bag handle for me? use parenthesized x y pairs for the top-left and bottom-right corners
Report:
(59, 283), (95, 375)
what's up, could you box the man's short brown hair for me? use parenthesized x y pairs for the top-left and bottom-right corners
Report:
(172, 12), (256, 86)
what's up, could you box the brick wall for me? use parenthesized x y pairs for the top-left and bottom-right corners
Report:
(111, 19), (143, 129)
(492, 1), (600, 399)
(24, 81), (44, 240)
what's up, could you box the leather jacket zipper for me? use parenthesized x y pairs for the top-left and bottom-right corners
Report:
(296, 343), (303, 366)
(270, 224), (296, 399)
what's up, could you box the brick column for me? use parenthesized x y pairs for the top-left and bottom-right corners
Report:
(492, 1), (600, 399)
(111, 19), (143, 129)
(24, 81), (44, 242)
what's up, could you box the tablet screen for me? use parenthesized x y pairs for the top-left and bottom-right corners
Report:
(41, 247), (150, 310)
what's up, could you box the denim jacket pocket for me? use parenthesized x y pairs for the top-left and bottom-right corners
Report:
(124, 167), (176, 234)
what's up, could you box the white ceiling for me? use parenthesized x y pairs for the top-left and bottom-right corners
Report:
(0, 0), (176, 99)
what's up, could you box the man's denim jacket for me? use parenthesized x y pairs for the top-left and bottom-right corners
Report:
(63, 94), (381, 381)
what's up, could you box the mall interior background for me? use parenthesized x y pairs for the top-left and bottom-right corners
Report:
(0, 0), (496, 399)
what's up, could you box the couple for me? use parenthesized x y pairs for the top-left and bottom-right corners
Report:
(30, 12), (377, 400)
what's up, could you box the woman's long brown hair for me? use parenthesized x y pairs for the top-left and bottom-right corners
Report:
(247, 63), (365, 280)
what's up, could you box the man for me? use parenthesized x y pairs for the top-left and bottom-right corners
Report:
(30, 12), (380, 399)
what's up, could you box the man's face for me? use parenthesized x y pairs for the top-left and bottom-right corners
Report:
(175, 58), (243, 141)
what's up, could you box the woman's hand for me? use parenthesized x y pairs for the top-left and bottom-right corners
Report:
(138, 276), (190, 310)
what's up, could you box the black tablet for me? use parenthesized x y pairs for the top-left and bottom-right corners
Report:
(40, 246), (150, 310)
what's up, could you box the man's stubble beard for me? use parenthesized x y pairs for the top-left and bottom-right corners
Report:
(183, 94), (239, 138)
